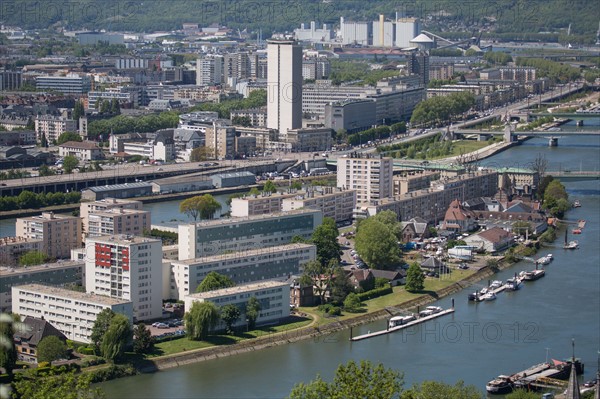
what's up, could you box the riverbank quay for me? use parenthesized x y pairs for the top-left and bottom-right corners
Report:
(129, 255), (513, 374)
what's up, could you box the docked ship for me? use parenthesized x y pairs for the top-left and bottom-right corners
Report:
(520, 269), (545, 281)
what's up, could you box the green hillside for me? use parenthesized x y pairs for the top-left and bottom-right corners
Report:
(7, 0), (599, 41)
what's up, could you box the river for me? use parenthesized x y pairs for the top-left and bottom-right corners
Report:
(98, 126), (600, 398)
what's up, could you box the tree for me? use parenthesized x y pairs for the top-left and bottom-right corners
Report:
(330, 264), (353, 304)
(19, 250), (48, 266)
(190, 146), (212, 162)
(179, 194), (222, 221)
(100, 99), (110, 114)
(245, 296), (261, 330)
(531, 153), (548, 179)
(57, 132), (83, 145)
(300, 260), (334, 305)
(40, 133), (49, 148)
(405, 262), (425, 292)
(110, 98), (121, 115)
(91, 309), (115, 350)
(372, 210), (402, 240)
(12, 371), (105, 399)
(73, 100), (85, 122)
(505, 389), (540, 399)
(220, 304), (241, 334)
(37, 335), (68, 363)
(62, 155), (79, 174)
(0, 313), (19, 375)
(17, 190), (40, 209)
(100, 313), (132, 362)
(287, 360), (404, 399)
(184, 301), (220, 340)
(401, 380), (481, 399)
(38, 164), (56, 177)
(537, 175), (554, 200)
(355, 218), (400, 270)
(262, 180), (277, 193)
(343, 293), (362, 312)
(196, 271), (235, 293)
(133, 323), (154, 354)
(311, 217), (341, 266)
(291, 180), (302, 190)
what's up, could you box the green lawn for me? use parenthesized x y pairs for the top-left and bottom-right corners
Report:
(145, 316), (312, 358)
(445, 140), (492, 157)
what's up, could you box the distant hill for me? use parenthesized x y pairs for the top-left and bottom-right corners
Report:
(7, 0), (599, 40)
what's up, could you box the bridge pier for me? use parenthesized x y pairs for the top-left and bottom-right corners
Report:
(548, 137), (558, 147)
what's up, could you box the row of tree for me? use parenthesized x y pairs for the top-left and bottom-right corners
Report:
(410, 92), (475, 127)
(86, 111), (179, 140)
(0, 190), (81, 211)
(190, 90), (267, 119)
(515, 57), (581, 84)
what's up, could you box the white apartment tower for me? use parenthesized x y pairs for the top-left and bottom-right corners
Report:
(267, 39), (303, 135)
(196, 55), (224, 86)
(85, 235), (162, 322)
(337, 156), (394, 204)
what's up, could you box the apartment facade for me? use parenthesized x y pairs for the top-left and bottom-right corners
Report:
(85, 236), (162, 321)
(0, 236), (43, 266)
(364, 171), (499, 223)
(80, 198), (143, 237)
(16, 212), (82, 259)
(393, 171), (441, 196)
(170, 243), (316, 299)
(184, 280), (290, 330)
(36, 75), (91, 94)
(12, 283), (133, 343)
(178, 209), (323, 260)
(205, 123), (236, 160)
(230, 192), (297, 218)
(267, 39), (303, 134)
(86, 208), (151, 238)
(281, 188), (357, 223)
(337, 157), (394, 204)
(58, 141), (103, 161)
(34, 115), (77, 144)
(1, 260), (84, 311)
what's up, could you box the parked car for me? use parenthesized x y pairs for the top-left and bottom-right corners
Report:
(156, 323), (169, 329)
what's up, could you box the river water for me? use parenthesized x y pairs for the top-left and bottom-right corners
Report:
(99, 124), (600, 398)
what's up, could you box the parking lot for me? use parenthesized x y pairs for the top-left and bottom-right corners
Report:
(148, 319), (185, 338)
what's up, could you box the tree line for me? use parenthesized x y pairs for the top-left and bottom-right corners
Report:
(346, 122), (406, 146)
(0, 190), (81, 211)
(410, 92), (475, 127)
(515, 57), (581, 84)
(86, 111), (180, 140)
(190, 89), (267, 119)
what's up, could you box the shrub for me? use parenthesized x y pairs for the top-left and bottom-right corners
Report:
(37, 361), (50, 368)
(77, 346), (96, 355)
(328, 307), (342, 316)
(88, 364), (137, 383)
(356, 286), (393, 301)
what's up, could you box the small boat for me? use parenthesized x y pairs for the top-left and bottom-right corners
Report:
(573, 200), (581, 208)
(486, 375), (514, 395)
(489, 280), (503, 289)
(389, 315), (416, 328)
(546, 254), (553, 260)
(482, 292), (497, 301)
(572, 228), (582, 234)
(522, 269), (545, 281)
(468, 292), (479, 301)
(425, 306), (443, 314)
(505, 277), (522, 291)
(537, 256), (551, 265)
(479, 287), (489, 295)
(564, 240), (579, 249)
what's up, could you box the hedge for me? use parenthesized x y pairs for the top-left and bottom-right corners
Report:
(356, 286), (393, 301)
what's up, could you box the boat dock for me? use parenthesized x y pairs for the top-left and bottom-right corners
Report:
(350, 308), (455, 342)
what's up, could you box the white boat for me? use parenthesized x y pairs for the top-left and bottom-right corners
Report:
(479, 287), (489, 295)
(564, 240), (579, 250)
(482, 292), (497, 301)
(537, 256), (551, 265)
(505, 277), (522, 291)
(425, 306), (443, 314)
(546, 254), (553, 260)
(389, 314), (416, 328)
(489, 280), (503, 289)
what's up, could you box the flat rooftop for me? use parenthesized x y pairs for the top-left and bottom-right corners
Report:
(13, 283), (131, 306)
(173, 243), (315, 266)
(0, 260), (84, 275)
(85, 182), (152, 193)
(185, 280), (289, 299)
(86, 235), (161, 246)
(184, 208), (321, 228)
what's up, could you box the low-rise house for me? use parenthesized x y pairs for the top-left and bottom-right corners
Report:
(401, 217), (430, 242)
(290, 279), (317, 307)
(441, 199), (478, 233)
(348, 269), (374, 292)
(13, 316), (67, 364)
(420, 257), (447, 273)
(464, 227), (515, 253)
(370, 269), (406, 286)
(58, 141), (103, 161)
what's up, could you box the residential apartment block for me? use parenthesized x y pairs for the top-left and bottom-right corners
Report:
(364, 171), (499, 223)
(12, 283), (132, 343)
(393, 171), (441, 196)
(86, 208), (151, 238)
(34, 115), (77, 144)
(0, 236), (43, 266)
(184, 280), (290, 331)
(170, 243), (316, 299)
(205, 122), (236, 160)
(178, 209), (323, 260)
(230, 192), (297, 218)
(85, 236), (162, 321)
(16, 212), (82, 259)
(36, 74), (91, 94)
(80, 198), (144, 237)
(1, 260), (84, 311)
(281, 188), (357, 223)
(337, 156), (394, 204)
(58, 141), (103, 161)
